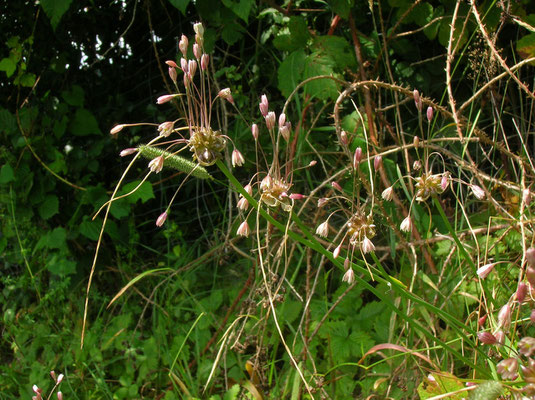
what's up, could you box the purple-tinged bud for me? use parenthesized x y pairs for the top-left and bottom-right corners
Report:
(413, 160), (422, 170)
(156, 212), (167, 227)
(344, 258), (350, 270)
(413, 136), (420, 148)
(426, 106), (433, 122)
(374, 155), (382, 171)
(165, 60), (178, 68)
(340, 130), (348, 145)
(289, 193), (305, 200)
(244, 184), (253, 196)
(120, 148), (137, 157)
(156, 94), (177, 104)
(497, 303), (512, 329)
(158, 121), (175, 137)
(471, 184), (485, 200)
(476, 263), (495, 279)
(218, 88), (234, 104)
(441, 173), (449, 191)
(353, 147), (362, 168)
(517, 282), (528, 303)
(232, 149), (244, 167)
(193, 43), (201, 60)
(331, 181), (343, 192)
(342, 268), (355, 284)
(413, 89), (422, 111)
(237, 220), (250, 237)
(527, 248), (535, 269)
(518, 337), (535, 357)
(280, 124), (290, 141)
(259, 94), (269, 117)
(495, 330), (505, 344)
(148, 155), (164, 173)
(260, 175), (272, 191)
(478, 314), (487, 327)
(278, 113), (286, 128)
(477, 331), (497, 345)
(168, 66), (177, 83)
(110, 124), (125, 135)
(497, 357), (519, 380)
(317, 197), (328, 207)
(180, 57), (188, 73)
(333, 244), (341, 258)
(527, 266), (535, 287)
(251, 123), (259, 140)
(179, 35), (188, 57)
(57, 392), (63, 400)
(188, 59), (197, 78)
(201, 54), (209, 70)
(265, 111), (276, 130)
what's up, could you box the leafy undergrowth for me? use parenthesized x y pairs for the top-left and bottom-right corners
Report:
(3, 1), (535, 399)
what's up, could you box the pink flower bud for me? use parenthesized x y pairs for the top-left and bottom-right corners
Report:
(201, 54), (209, 70)
(259, 94), (269, 117)
(344, 258), (350, 270)
(278, 113), (286, 128)
(531, 309), (535, 324)
(342, 268), (355, 284)
(498, 303), (512, 329)
(518, 282), (528, 303)
(523, 188), (531, 205)
(156, 94), (176, 104)
(477, 331), (497, 345)
(400, 216), (412, 232)
(316, 221), (329, 237)
(309, 160), (317, 167)
(57, 392), (63, 400)
(279, 124), (290, 141)
(237, 197), (248, 211)
(476, 263), (495, 279)
(158, 121), (175, 137)
(148, 155), (164, 173)
(413, 89), (422, 111)
(381, 186), (394, 201)
(317, 198), (328, 207)
(193, 22), (204, 38)
(265, 111), (276, 130)
(374, 155), (382, 171)
(168, 66), (177, 83)
(478, 314), (487, 327)
(110, 124), (125, 135)
(289, 193), (305, 200)
(237, 220), (250, 237)
(353, 147), (362, 168)
(193, 43), (201, 60)
(244, 184), (253, 196)
(179, 35), (188, 57)
(497, 357), (518, 380)
(231, 149), (244, 167)
(50, 371), (57, 381)
(340, 130), (348, 145)
(333, 244), (341, 258)
(441, 173), (449, 191)
(413, 160), (422, 170)
(413, 136), (420, 148)
(156, 212), (167, 227)
(180, 57), (188, 73)
(218, 88), (234, 104)
(527, 266), (535, 287)
(361, 237), (375, 254)
(471, 184), (485, 200)
(188, 59), (197, 78)
(251, 123), (259, 140)
(495, 330), (505, 344)
(56, 374), (64, 384)
(426, 106), (433, 122)
(165, 60), (178, 68)
(260, 175), (272, 191)
(120, 148), (137, 157)
(331, 181), (343, 192)
(527, 248), (535, 269)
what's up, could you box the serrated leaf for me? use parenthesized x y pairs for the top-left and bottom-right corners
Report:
(40, 0), (73, 30)
(329, 0), (354, 19)
(222, 0), (253, 23)
(303, 53), (339, 100)
(19, 73), (36, 87)
(70, 108), (101, 136)
(313, 36), (356, 69)
(0, 58), (16, 77)
(223, 384), (240, 400)
(221, 21), (245, 45)
(39, 195), (59, 219)
(47, 227), (67, 250)
(0, 164), (14, 184)
(47, 255), (76, 276)
(167, 0), (190, 15)
(349, 330), (374, 358)
(278, 49), (306, 97)
(79, 218), (101, 241)
(273, 17), (310, 51)
(122, 180), (155, 203)
(417, 372), (464, 400)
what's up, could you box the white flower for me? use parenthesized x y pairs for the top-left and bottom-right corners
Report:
(471, 184), (485, 200)
(148, 155), (164, 173)
(476, 263), (495, 279)
(237, 221), (250, 237)
(231, 149), (245, 167)
(381, 186), (394, 201)
(342, 268), (355, 284)
(361, 237), (375, 254)
(400, 216), (412, 232)
(333, 244), (341, 258)
(237, 197), (249, 211)
(315, 221), (329, 238)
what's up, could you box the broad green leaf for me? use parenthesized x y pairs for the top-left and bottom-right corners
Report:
(40, 0), (73, 30)
(222, 0), (254, 23)
(411, 2), (433, 26)
(223, 384), (240, 400)
(303, 53), (339, 100)
(277, 49), (306, 97)
(328, 0), (354, 19)
(109, 199), (130, 219)
(0, 108), (16, 134)
(0, 58), (16, 77)
(38, 195), (59, 219)
(221, 21), (245, 45)
(313, 36), (356, 69)
(19, 73), (36, 87)
(417, 372), (464, 400)
(46, 255), (76, 276)
(273, 16), (310, 51)
(79, 218), (102, 241)
(167, 0), (190, 15)
(62, 85), (85, 107)
(517, 33), (535, 62)
(70, 108), (101, 136)
(122, 180), (155, 203)
(35, 227), (67, 250)
(0, 164), (14, 184)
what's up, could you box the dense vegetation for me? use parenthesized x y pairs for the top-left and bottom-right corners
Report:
(3, 0), (535, 398)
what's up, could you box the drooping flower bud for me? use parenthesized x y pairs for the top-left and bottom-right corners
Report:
(441, 173), (449, 191)
(309, 160), (317, 167)
(382, 186), (394, 201)
(340, 130), (348, 145)
(156, 212), (168, 227)
(110, 124), (125, 135)
(518, 337), (535, 357)
(156, 94), (177, 104)
(168, 66), (177, 83)
(413, 160), (422, 170)
(331, 181), (343, 192)
(50, 371), (57, 382)
(476, 263), (495, 279)
(251, 123), (259, 140)
(259, 94), (269, 117)
(179, 35), (188, 57)
(237, 197), (248, 211)
(231, 149), (244, 167)
(517, 282), (528, 303)
(497, 303), (512, 329)
(279, 123), (290, 141)
(361, 237), (375, 254)
(260, 175), (272, 191)
(237, 220), (250, 237)
(413, 89), (422, 111)
(471, 184), (485, 200)
(158, 121), (175, 137)
(289, 193), (305, 200)
(400, 216), (412, 232)
(478, 314), (487, 327)
(426, 106), (433, 122)
(413, 136), (420, 148)
(316, 221), (330, 237)
(193, 43), (201, 60)
(148, 155), (164, 173)
(165, 60), (178, 68)
(527, 248), (535, 269)
(120, 148), (136, 157)
(496, 357), (518, 380)
(201, 54), (209, 70)
(218, 88), (234, 104)
(333, 244), (341, 258)
(374, 155), (382, 171)
(265, 111), (276, 130)
(317, 198), (328, 207)
(342, 268), (355, 284)
(495, 330), (505, 344)
(528, 266), (535, 287)
(531, 309), (535, 324)
(477, 331), (497, 345)
(353, 147), (362, 168)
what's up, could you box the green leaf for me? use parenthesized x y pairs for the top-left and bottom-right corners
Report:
(35, 227), (67, 250)
(0, 58), (16, 77)
(517, 33), (535, 62)
(313, 35), (356, 69)
(19, 73), (36, 87)
(273, 17), (310, 51)
(62, 85), (85, 107)
(47, 255), (76, 276)
(277, 49), (306, 97)
(349, 330), (374, 358)
(221, 21), (245, 45)
(122, 180), (155, 204)
(411, 2), (433, 26)
(303, 53), (339, 100)
(0, 164), (14, 184)
(70, 108), (101, 136)
(417, 372), (465, 400)
(167, 0), (190, 15)
(40, 0), (73, 30)
(79, 218), (102, 241)
(223, 384), (240, 400)
(328, 0), (354, 19)
(0, 108), (16, 134)
(222, 0), (254, 23)
(39, 195), (59, 219)
(109, 199), (130, 219)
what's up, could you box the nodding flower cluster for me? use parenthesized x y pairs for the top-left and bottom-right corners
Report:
(108, 23), (243, 227)
(32, 370), (64, 400)
(235, 94), (308, 238)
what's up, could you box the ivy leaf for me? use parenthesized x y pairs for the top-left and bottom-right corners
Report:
(222, 0), (254, 23)
(40, 0), (73, 30)
(167, 0), (190, 15)
(278, 49), (306, 97)
(39, 195), (59, 220)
